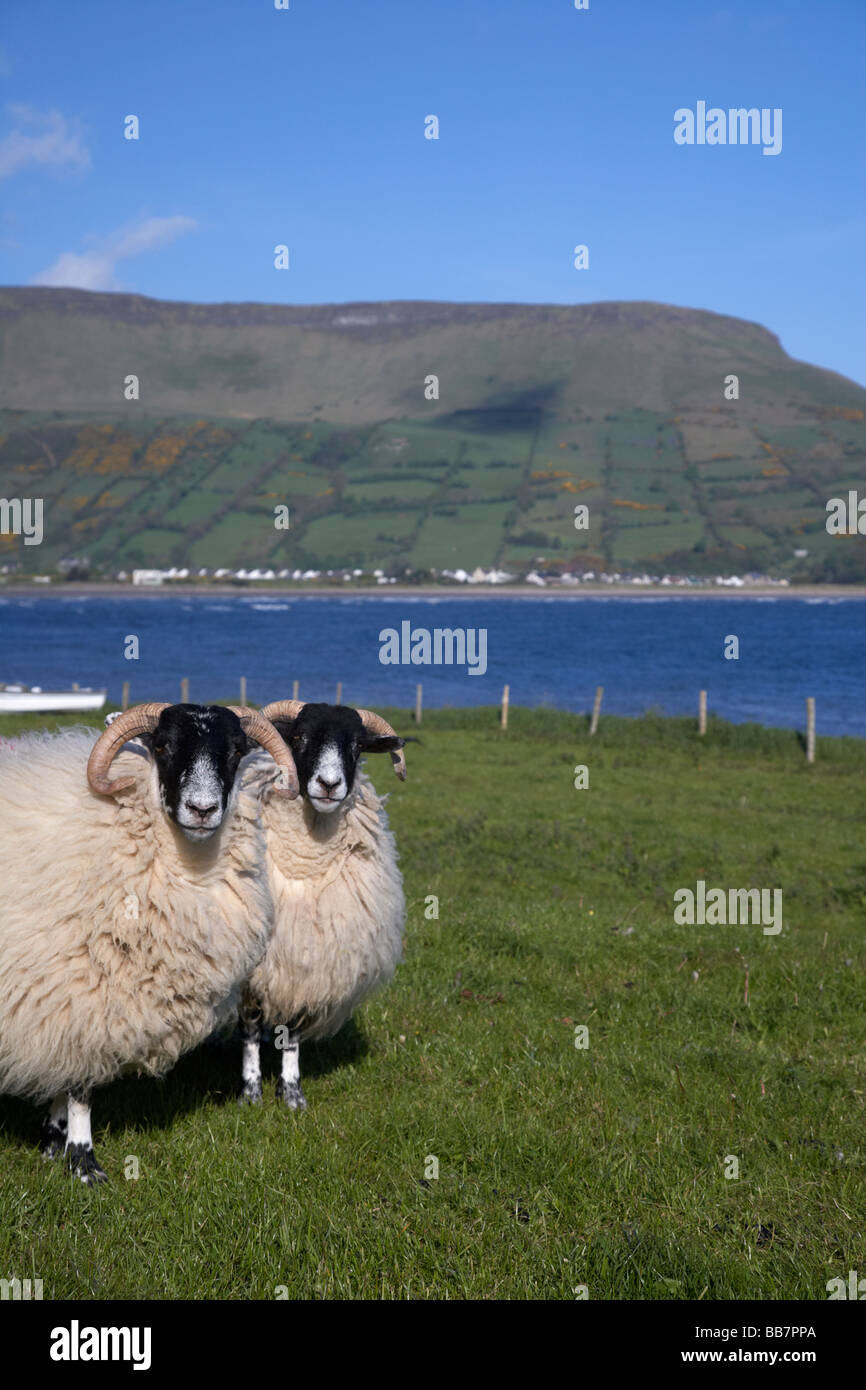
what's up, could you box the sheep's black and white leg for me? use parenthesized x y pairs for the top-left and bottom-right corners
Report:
(275, 1030), (307, 1111)
(65, 1089), (108, 1185)
(239, 991), (263, 1104)
(40, 1093), (68, 1159)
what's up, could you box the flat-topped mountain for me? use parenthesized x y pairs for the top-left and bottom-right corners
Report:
(1, 287), (863, 422)
(0, 289), (864, 582)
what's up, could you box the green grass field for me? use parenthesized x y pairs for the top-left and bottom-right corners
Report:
(0, 706), (863, 1299)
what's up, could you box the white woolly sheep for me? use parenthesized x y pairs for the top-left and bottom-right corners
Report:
(0, 702), (297, 1183)
(237, 701), (409, 1110)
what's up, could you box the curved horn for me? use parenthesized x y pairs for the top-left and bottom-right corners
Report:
(260, 699), (306, 724)
(354, 708), (407, 780)
(228, 707), (299, 799)
(87, 702), (169, 796)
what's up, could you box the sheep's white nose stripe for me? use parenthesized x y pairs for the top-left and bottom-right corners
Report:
(312, 744), (346, 797)
(181, 754), (222, 817)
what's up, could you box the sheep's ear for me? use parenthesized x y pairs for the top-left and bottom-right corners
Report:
(363, 734), (406, 755)
(269, 717), (297, 741)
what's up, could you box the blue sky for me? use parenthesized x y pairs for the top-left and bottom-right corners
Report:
(1, 0), (863, 384)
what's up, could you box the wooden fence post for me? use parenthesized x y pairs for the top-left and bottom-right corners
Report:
(336, 682), (342, 706)
(415, 683), (422, 725)
(180, 677), (189, 704)
(121, 680), (130, 712)
(501, 684), (510, 730)
(806, 697), (815, 763)
(240, 676), (247, 708)
(589, 685), (603, 736)
(292, 679), (299, 701)
(699, 689), (707, 736)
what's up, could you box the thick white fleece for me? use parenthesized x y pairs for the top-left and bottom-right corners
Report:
(0, 727), (274, 1101)
(244, 761), (405, 1040)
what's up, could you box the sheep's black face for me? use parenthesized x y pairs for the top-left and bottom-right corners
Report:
(140, 705), (252, 841)
(271, 703), (404, 815)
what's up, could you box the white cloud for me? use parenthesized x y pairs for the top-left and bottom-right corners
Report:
(32, 248), (116, 290)
(32, 215), (197, 290)
(0, 103), (90, 180)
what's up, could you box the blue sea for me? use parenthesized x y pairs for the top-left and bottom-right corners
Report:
(1, 593), (864, 737)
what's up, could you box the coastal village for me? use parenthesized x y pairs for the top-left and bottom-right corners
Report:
(0, 561), (794, 590)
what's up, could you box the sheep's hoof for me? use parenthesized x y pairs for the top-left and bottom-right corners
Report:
(276, 1078), (307, 1111)
(65, 1144), (109, 1186)
(238, 1082), (263, 1105)
(40, 1118), (67, 1160)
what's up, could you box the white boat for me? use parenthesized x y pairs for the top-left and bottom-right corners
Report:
(0, 684), (107, 713)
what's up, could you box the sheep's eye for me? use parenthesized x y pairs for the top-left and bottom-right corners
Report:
(154, 744), (167, 756)
(232, 748), (243, 761)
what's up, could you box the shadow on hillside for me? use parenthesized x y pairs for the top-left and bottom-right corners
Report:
(0, 1018), (369, 1150)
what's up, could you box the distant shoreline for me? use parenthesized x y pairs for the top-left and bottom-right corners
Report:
(1, 583), (865, 600)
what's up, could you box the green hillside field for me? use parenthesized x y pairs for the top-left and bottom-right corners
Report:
(2, 403), (866, 581)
